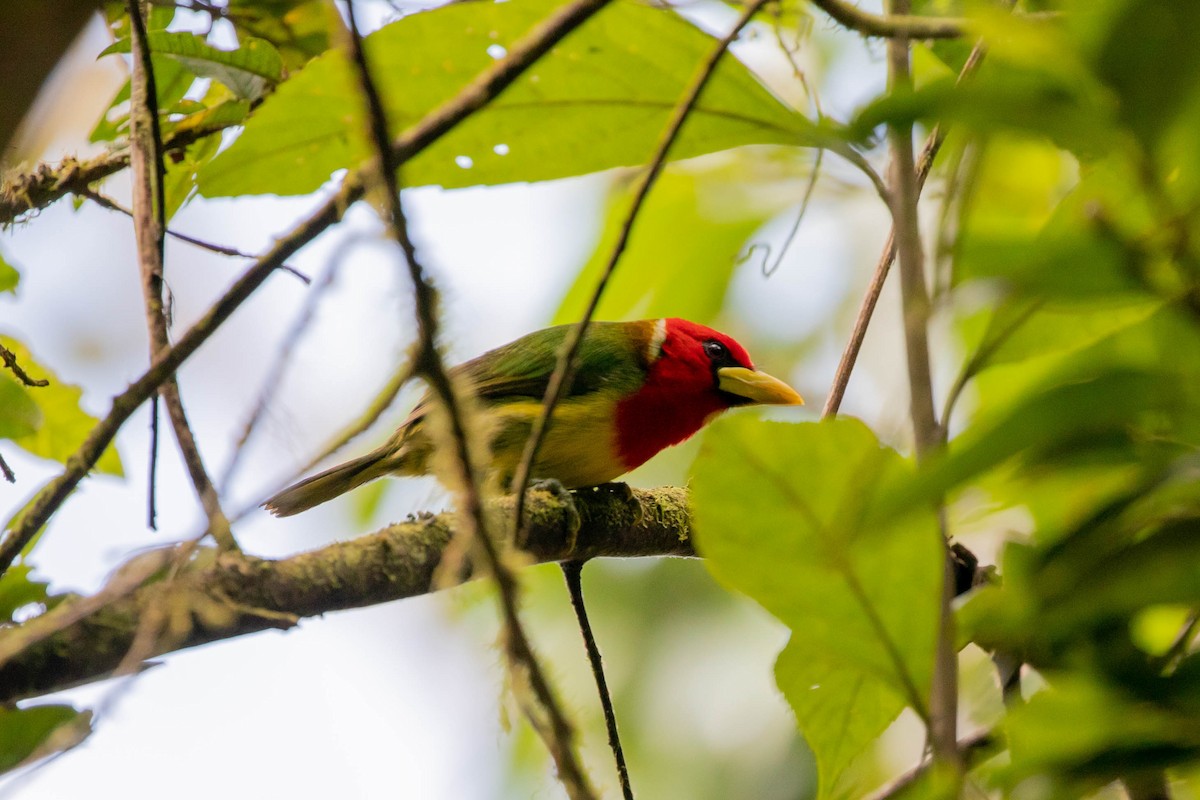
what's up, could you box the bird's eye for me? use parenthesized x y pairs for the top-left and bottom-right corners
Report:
(703, 340), (728, 359)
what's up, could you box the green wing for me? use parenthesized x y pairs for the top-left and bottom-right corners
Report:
(454, 320), (651, 402)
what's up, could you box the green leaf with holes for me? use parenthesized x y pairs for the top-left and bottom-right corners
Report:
(691, 416), (942, 798)
(199, 0), (823, 197)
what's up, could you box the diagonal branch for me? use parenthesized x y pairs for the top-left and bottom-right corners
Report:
(809, 0), (966, 39)
(342, 2), (599, 796)
(0, 484), (694, 705)
(0, 0), (615, 578)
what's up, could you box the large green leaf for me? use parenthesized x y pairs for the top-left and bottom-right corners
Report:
(554, 159), (793, 324)
(0, 338), (122, 476)
(692, 417), (943, 797)
(198, 0), (820, 197)
(776, 637), (906, 799)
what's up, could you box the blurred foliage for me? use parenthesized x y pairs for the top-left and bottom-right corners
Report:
(9, 0), (1200, 796)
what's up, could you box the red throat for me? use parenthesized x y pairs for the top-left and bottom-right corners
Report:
(613, 319), (752, 471)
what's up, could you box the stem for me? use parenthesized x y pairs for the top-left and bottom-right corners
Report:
(562, 561), (634, 800)
(885, 0), (960, 781)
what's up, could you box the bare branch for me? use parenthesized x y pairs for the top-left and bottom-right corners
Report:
(126, 0), (235, 547)
(809, 0), (966, 39)
(0, 343), (49, 388)
(822, 40), (988, 420)
(80, 189), (310, 281)
(884, 0), (958, 781)
(0, 0), (615, 577)
(0, 484), (694, 705)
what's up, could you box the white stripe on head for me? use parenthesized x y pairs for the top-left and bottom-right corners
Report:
(648, 318), (668, 362)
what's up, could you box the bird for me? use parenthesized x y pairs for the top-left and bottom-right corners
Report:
(264, 318), (803, 516)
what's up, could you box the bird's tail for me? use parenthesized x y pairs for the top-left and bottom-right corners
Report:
(264, 447), (397, 517)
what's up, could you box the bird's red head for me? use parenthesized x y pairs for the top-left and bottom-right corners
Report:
(614, 318), (803, 472)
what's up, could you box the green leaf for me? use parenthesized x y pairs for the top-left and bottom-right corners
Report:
(553, 160), (791, 324)
(1000, 676), (1200, 794)
(0, 564), (48, 623)
(0, 247), (18, 294)
(776, 638), (905, 798)
(103, 32), (283, 100)
(0, 337), (122, 476)
(0, 705), (89, 775)
(199, 0), (820, 197)
(1083, 0), (1200, 148)
(89, 56), (194, 144)
(227, 0), (337, 72)
(692, 417), (943, 796)
(0, 374), (41, 439)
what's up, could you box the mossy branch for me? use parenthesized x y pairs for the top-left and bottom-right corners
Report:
(0, 484), (693, 705)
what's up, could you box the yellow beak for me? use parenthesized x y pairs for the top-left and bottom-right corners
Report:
(717, 366), (805, 406)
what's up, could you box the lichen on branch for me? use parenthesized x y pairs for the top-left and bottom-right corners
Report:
(0, 484), (693, 705)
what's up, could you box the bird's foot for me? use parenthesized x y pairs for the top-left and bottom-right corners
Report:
(527, 477), (573, 503)
(521, 478), (580, 552)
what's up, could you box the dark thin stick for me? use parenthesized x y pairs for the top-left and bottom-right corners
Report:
(0, 344), (48, 387)
(127, 0), (166, 531)
(510, 0), (773, 539)
(80, 189), (311, 284)
(146, 399), (159, 528)
(884, 0), (959, 781)
(127, 0), (235, 549)
(0, 453), (14, 484)
(343, 4), (596, 798)
(821, 41), (988, 420)
(0, 0), (611, 578)
(562, 561), (634, 800)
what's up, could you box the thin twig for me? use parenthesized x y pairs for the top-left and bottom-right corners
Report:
(342, 4), (596, 797)
(79, 188), (311, 283)
(822, 41), (988, 420)
(509, 0), (774, 540)
(866, 731), (996, 800)
(0, 343), (48, 387)
(0, 453), (14, 484)
(0, 0), (615, 578)
(219, 260), (341, 495)
(884, 0), (958, 780)
(809, 0), (966, 39)
(562, 561), (634, 800)
(127, 0), (236, 550)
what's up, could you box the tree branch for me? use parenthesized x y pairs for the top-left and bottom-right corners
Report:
(0, 484), (694, 705)
(884, 0), (960, 783)
(0, 0), (613, 577)
(809, 0), (966, 39)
